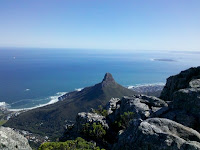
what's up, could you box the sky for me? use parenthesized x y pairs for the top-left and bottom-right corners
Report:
(0, 0), (200, 51)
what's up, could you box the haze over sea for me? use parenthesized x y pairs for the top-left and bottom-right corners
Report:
(0, 48), (200, 109)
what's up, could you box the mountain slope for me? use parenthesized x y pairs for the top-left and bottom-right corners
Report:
(4, 73), (136, 139)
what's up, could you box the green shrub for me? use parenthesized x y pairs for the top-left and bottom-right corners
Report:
(93, 105), (108, 117)
(114, 111), (134, 129)
(38, 137), (104, 150)
(82, 123), (106, 139)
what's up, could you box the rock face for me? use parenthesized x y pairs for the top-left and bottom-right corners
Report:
(113, 118), (200, 150)
(0, 126), (32, 150)
(160, 66), (200, 101)
(173, 88), (200, 114)
(106, 98), (120, 115)
(161, 87), (200, 130)
(154, 67), (200, 131)
(120, 95), (168, 119)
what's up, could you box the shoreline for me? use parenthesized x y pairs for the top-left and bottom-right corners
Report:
(0, 92), (67, 112)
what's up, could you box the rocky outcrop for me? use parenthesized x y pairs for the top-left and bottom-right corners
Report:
(74, 112), (109, 132)
(189, 79), (200, 88)
(0, 126), (32, 150)
(173, 88), (200, 114)
(154, 67), (200, 131)
(106, 98), (120, 115)
(160, 66), (200, 101)
(120, 95), (168, 119)
(113, 118), (200, 150)
(161, 87), (200, 130)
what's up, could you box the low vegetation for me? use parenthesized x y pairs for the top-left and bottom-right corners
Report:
(114, 111), (134, 129)
(0, 120), (7, 126)
(93, 105), (108, 117)
(82, 123), (106, 140)
(39, 137), (105, 150)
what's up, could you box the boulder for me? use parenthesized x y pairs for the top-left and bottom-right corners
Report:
(172, 88), (200, 115)
(158, 109), (197, 129)
(120, 95), (168, 119)
(113, 118), (200, 150)
(154, 87), (200, 130)
(106, 98), (120, 115)
(0, 126), (32, 150)
(189, 79), (200, 88)
(106, 98), (121, 123)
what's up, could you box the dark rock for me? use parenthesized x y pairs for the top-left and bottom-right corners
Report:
(155, 87), (200, 130)
(172, 88), (200, 114)
(160, 66), (200, 101)
(102, 73), (116, 87)
(113, 118), (200, 150)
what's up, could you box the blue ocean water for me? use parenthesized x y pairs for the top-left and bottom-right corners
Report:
(0, 48), (200, 109)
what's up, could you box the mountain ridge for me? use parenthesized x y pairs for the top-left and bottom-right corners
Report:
(4, 73), (136, 139)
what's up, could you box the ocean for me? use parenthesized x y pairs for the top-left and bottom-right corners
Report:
(0, 48), (200, 110)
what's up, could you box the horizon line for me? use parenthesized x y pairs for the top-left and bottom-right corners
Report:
(0, 46), (200, 52)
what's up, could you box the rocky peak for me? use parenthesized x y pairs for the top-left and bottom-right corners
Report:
(102, 73), (115, 82)
(101, 73), (116, 87)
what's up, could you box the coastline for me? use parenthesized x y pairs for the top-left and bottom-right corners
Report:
(1, 83), (165, 113)
(0, 92), (67, 113)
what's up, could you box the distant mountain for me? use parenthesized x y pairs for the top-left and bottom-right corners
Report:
(4, 73), (136, 139)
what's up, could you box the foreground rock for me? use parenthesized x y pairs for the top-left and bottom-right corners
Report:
(106, 98), (120, 115)
(113, 118), (200, 150)
(0, 126), (32, 150)
(120, 95), (168, 119)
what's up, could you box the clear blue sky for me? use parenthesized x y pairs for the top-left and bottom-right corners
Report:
(0, 0), (200, 51)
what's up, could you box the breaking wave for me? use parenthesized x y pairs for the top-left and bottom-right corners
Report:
(9, 92), (67, 112)
(75, 88), (83, 92)
(0, 102), (10, 110)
